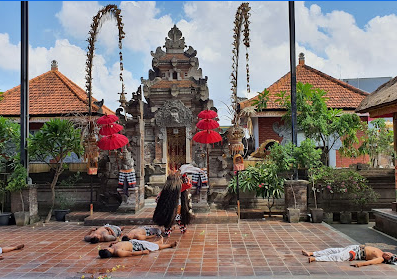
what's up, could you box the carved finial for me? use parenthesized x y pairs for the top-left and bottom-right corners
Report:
(51, 60), (58, 71)
(164, 25), (186, 53)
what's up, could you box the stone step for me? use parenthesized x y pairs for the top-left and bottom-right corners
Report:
(82, 208), (238, 226)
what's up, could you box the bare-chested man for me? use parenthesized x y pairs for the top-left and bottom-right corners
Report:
(121, 226), (162, 241)
(84, 224), (125, 244)
(0, 244), (24, 260)
(98, 237), (177, 258)
(302, 245), (395, 267)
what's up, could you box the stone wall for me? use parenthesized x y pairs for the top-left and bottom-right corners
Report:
(307, 168), (395, 212)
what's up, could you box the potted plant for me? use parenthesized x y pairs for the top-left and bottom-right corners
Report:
(54, 194), (75, 222)
(350, 175), (379, 224)
(266, 142), (301, 222)
(296, 139), (323, 223)
(228, 160), (284, 217)
(6, 163), (29, 226)
(29, 119), (83, 223)
(0, 180), (11, 226)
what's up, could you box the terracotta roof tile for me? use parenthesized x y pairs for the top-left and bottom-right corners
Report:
(240, 64), (369, 110)
(159, 53), (189, 61)
(151, 79), (196, 89)
(0, 69), (114, 116)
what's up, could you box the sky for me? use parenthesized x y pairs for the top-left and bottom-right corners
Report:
(1, 1), (397, 125)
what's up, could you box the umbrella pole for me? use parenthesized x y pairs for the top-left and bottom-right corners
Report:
(206, 144), (210, 187)
(90, 175), (93, 216)
(236, 170), (240, 221)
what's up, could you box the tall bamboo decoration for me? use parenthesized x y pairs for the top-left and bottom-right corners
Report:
(227, 2), (251, 156)
(84, 4), (125, 214)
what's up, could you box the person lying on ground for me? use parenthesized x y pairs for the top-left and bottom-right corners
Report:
(98, 237), (177, 258)
(0, 244), (24, 260)
(84, 224), (125, 244)
(302, 245), (396, 267)
(121, 226), (162, 241)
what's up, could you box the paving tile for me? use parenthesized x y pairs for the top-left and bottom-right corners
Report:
(0, 220), (396, 278)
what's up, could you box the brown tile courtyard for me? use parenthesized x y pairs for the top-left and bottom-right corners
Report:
(0, 220), (396, 278)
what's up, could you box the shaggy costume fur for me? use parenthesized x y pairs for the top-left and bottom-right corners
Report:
(153, 174), (193, 229)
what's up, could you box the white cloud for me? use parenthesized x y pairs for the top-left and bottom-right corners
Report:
(4, 1), (397, 125)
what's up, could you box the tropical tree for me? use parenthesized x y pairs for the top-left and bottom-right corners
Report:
(0, 116), (20, 168)
(29, 119), (83, 222)
(276, 82), (363, 165)
(358, 118), (394, 167)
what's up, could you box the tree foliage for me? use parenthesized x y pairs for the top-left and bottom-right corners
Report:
(29, 119), (83, 222)
(275, 82), (363, 165)
(0, 116), (20, 165)
(358, 118), (394, 167)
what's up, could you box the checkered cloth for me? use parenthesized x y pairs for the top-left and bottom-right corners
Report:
(191, 170), (208, 186)
(118, 170), (136, 187)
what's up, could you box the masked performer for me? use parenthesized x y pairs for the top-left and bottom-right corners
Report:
(153, 173), (193, 236)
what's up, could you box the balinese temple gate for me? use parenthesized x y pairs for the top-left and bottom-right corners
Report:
(114, 25), (223, 213)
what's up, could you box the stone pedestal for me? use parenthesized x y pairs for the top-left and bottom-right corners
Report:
(191, 186), (210, 212)
(28, 184), (39, 224)
(284, 180), (309, 219)
(392, 202), (396, 212)
(117, 187), (144, 213)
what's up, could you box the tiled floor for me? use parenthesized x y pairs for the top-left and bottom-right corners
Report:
(76, 208), (238, 226)
(0, 220), (396, 278)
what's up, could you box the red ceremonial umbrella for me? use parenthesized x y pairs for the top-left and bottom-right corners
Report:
(97, 133), (129, 150)
(196, 119), (220, 130)
(193, 130), (222, 144)
(198, 109), (218, 119)
(97, 114), (119, 125)
(193, 129), (222, 187)
(99, 123), (123, 136)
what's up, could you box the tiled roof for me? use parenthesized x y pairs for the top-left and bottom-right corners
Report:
(159, 53), (189, 61)
(0, 69), (114, 116)
(240, 63), (369, 110)
(151, 79), (197, 89)
(356, 75), (397, 113)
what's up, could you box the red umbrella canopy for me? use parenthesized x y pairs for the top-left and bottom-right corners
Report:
(198, 109), (218, 119)
(196, 119), (220, 130)
(193, 130), (222, 144)
(97, 133), (129, 150)
(96, 114), (119, 125)
(99, 123), (123, 136)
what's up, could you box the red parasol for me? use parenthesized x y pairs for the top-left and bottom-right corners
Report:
(198, 109), (218, 119)
(193, 129), (222, 144)
(97, 133), (129, 150)
(96, 114), (119, 125)
(196, 119), (220, 130)
(99, 123), (123, 136)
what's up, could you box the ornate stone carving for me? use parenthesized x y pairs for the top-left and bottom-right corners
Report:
(120, 149), (135, 170)
(144, 142), (155, 164)
(151, 46), (165, 59)
(273, 122), (291, 145)
(164, 25), (186, 51)
(184, 46), (197, 58)
(155, 100), (192, 128)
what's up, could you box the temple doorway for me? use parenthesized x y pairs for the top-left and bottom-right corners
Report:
(167, 127), (186, 172)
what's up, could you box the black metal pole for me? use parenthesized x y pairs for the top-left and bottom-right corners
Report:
(20, 1), (29, 174)
(289, 1), (298, 180)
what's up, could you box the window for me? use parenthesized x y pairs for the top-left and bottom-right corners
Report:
(173, 71), (178, 80)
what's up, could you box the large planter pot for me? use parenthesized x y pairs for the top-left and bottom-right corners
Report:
(54, 209), (70, 222)
(14, 211), (29, 226)
(323, 212), (333, 224)
(357, 211), (369, 224)
(287, 208), (300, 223)
(0, 212), (12, 226)
(310, 208), (324, 223)
(340, 211), (352, 224)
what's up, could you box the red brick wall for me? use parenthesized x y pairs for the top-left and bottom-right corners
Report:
(336, 129), (370, 167)
(258, 117), (283, 145)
